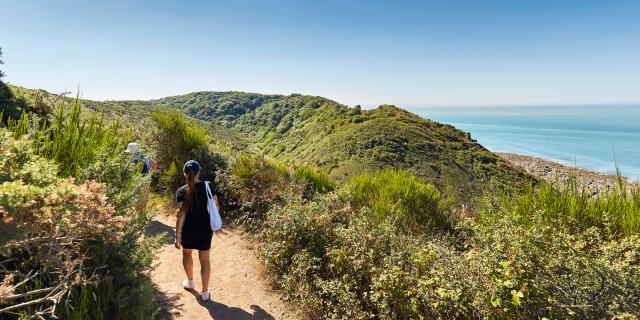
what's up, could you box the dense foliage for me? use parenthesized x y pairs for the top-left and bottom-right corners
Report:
(1, 64), (53, 122)
(218, 154), (335, 229)
(149, 109), (228, 193)
(0, 102), (161, 319)
(10, 101), (127, 177)
(4, 83), (639, 319)
(249, 167), (640, 319)
(347, 169), (446, 231)
(154, 92), (533, 205)
(152, 91), (283, 126)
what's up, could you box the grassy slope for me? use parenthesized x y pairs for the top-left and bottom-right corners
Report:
(6, 86), (531, 199)
(6, 85), (251, 151)
(154, 92), (533, 199)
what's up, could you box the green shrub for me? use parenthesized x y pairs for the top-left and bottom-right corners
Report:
(7, 99), (129, 177)
(293, 165), (336, 196)
(189, 142), (228, 182)
(76, 149), (148, 215)
(449, 215), (640, 319)
(499, 178), (640, 235)
(219, 154), (300, 228)
(0, 108), (160, 319)
(150, 109), (226, 193)
(257, 191), (640, 319)
(347, 169), (446, 230)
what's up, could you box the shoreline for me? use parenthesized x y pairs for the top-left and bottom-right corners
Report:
(497, 152), (634, 194)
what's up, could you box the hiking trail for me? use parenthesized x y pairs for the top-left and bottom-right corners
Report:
(147, 213), (300, 320)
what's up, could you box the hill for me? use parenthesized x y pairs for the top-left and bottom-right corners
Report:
(4, 85), (639, 320)
(3, 86), (531, 199)
(154, 92), (532, 198)
(4, 85), (251, 151)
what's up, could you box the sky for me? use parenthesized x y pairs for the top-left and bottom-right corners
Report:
(1, 0), (639, 106)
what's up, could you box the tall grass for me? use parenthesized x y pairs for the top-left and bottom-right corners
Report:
(150, 109), (221, 192)
(151, 109), (208, 155)
(497, 175), (640, 235)
(231, 154), (288, 190)
(293, 165), (335, 194)
(1, 100), (160, 319)
(347, 169), (446, 230)
(7, 99), (129, 177)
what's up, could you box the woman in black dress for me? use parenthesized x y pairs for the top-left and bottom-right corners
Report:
(175, 160), (219, 301)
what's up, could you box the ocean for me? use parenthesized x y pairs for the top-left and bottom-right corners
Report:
(406, 105), (640, 180)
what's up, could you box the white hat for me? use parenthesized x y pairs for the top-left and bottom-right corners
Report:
(125, 142), (140, 153)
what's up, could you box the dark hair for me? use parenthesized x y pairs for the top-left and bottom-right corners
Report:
(183, 160), (201, 210)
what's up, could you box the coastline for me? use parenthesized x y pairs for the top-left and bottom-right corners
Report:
(497, 152), (634, 194)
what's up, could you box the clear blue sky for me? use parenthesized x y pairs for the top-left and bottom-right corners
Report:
(2, 0), (639, 106)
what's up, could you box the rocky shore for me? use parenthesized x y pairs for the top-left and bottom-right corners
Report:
(498, 152), (635, 195)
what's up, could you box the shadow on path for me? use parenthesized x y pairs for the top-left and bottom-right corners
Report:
(154, 285), (185, 319)
(149, 217), (278, 320)
(185, 288), (275, 320)
(146, 220), (176, 244)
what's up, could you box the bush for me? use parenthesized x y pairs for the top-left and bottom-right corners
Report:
(8, 99), (129, 177)
(499, 178), (640, 236)
(187, 142), (228, 183)
(219, 154), (300, 228)
(293, 165), (336, 196)
(76, 149), (148, 215)
(150, 109), (226, 193)
(347, 169), (446, 231)
(256, 190), (640, 319)
(0, 105), (161, 319)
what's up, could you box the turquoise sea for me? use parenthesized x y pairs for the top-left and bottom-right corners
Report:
(408, 105), (640, 180)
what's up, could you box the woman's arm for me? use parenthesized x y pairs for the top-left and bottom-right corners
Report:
(175, 202), (187, 249)
(213, 195), (220, 211)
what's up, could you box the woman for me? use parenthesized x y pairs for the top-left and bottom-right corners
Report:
(175, 160), (219, 301)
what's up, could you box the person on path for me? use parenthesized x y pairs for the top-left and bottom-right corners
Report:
(125, 142), (157, 213)
(174, 160), (219, 301)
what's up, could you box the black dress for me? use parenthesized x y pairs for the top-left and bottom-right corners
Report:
(176, 181), (214, 250)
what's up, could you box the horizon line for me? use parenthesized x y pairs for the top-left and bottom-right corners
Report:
(9, 82), (640, 108)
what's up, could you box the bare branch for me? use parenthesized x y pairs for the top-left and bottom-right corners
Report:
(2, 286), (56, 300)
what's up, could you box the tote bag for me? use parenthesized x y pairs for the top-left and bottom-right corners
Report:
(205, 181), (222, 231)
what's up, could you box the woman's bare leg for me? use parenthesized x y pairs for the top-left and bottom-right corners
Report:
(198, 250), (210, 292)
(182, 249), (194, 280)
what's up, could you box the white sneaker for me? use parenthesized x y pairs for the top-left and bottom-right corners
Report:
(201, 290), (210, 301)
(182, 279), (195, 289)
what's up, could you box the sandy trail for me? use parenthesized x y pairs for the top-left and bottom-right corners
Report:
(147, 213), (299, 320)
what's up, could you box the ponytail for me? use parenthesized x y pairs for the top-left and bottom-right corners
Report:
(184, 170), (196, 210)
(181, 160), (201, 212)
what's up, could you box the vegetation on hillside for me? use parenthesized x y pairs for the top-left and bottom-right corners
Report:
(218, 154), (335, 229)
(152, 91), (283, 127)
(2, 78), (638, 319)
(1, 100), (161, 319)
(347, 169), (445, 231)
(227, 158), (640, 319)
(149, 109), (228, 193)
(154, 92), (533, 204)
(4, 86), (533, 205)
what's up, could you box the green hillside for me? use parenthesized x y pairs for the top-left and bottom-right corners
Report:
(4, 84), (639, 319)
(4, 85), (252, 152)
(3, 86), (531, 199)
(154, 92), (532, 198)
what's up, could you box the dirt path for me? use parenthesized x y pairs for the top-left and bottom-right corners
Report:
(147, 213), (299, 320)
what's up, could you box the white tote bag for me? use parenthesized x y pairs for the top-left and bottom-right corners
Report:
(205, 181), (222, 231)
